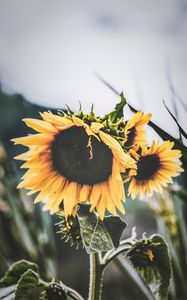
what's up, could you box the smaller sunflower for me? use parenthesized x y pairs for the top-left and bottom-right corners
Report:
(127, 140), (183, 199)
(123, 112), (151, 149)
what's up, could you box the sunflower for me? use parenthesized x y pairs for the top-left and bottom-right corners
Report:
(12, 112), (135, 220)
(123, 112), (151, 149)
(127, 140), (183, 199)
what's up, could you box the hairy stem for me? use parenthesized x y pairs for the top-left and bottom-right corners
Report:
(88, 253), (104, 300)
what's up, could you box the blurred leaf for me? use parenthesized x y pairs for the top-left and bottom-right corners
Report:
(126, 234), (172, 300)
(0, 140), (57, 278)
(0, 260), (38, 287)
(5, 187), (38, 258)
(163, 100), (187, 140)
(77, 205), (126, 254)
(171, 188), (187, 202)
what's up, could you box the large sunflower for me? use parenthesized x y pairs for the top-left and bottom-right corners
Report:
(123, 112), (151, 149)
(127, 140), (183, 199)
(12, 112), (135, 220)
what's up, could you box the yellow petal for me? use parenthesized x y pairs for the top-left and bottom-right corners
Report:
(63, 182), (78, 218)
(99, 131), (135, 169)
(40, 112), (73, 126)
(11, 134), (54, 146)
(108, 176), (125, 214)
(90, 184), (101, 211)
(23, 118), (58, 134)
(34, 190), (48, 204)
(14, 149), (37, 161)
(103, 183), (117, 216)
(96, 194), (106, 221)
(112, 159), (123, 181)
(48, 177), (66, 212)
(90, 122), (104, 133)
(128, 178), (139, 199)
(79, 185), (90, 203)
(72, 115), (84, 126)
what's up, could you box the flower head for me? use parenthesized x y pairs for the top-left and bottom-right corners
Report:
(57, 215), (82, 248)
(127, 140), (183, 199)
(123, 112), (151, 149)
(12, 111), (135, 220)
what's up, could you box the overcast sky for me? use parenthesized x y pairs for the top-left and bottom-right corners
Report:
(0, 0), (187, 138)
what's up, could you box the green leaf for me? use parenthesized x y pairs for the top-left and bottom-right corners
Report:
(0, 260), (38, 288)
(104, 93), (126, 123)
(15, 269), (42, 300)
(104, 215), (127, 248)
(14, 271), (73, 300)
(126, 234), (172, 300)
(0, 260), (83, 300)
(77, 205), (127, 254)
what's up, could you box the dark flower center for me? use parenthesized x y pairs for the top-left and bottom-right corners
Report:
(51, 126), (113, 184)
(124, 127), (136, 148)
(136, 154), (160, 181)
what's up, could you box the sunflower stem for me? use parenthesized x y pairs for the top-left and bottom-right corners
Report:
(88, 253), (104, 300)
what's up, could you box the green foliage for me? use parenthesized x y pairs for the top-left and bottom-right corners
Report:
(0, 259), (81, 300)
(15, 269), (42, 300)
(0, 140), (57, 278)
(0, 260), (38, 288)
(104, 215), (127, 248)
(126, 234), (172, 300)
(77, 205), (127, 254)
(104, 93), (126, 123)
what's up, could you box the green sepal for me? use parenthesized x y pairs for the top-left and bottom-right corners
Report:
(104, 92), (126, 123)
(77, 205), (127, 254)
(126, 234), (172, 300)
(65, 105), (74, 116)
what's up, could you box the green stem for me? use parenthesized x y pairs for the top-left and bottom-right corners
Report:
(88, 253), (104, 300)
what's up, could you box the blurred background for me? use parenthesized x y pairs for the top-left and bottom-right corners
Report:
(0, 0), (187, 299)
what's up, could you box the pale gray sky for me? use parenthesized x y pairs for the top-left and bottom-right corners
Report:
(0, 0), (187, 138)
